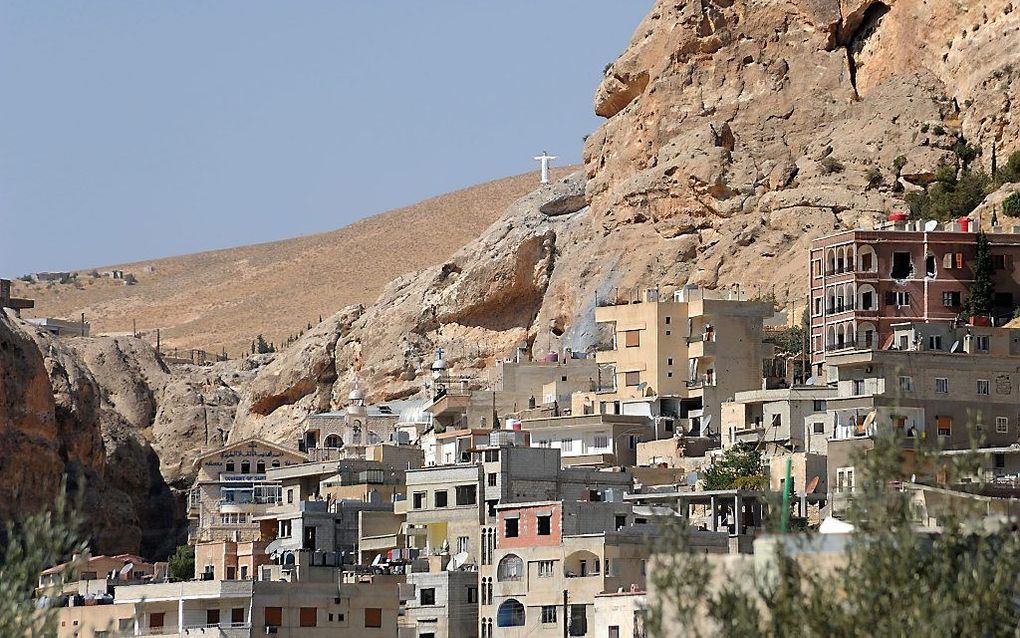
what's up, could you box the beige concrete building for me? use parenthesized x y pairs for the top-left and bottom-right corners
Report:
(823, 321), (1020, 514)
(720, 386), (836, 452)
(187, 438), (306, 544)
(518, 413), (656, 467)
(300, 384), (420, 461)
(573, 286), (773, 440)
(481, 500), (653, 638)
(593, 591), (646, 638)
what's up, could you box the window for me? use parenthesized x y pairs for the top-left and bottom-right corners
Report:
(434, 490), (448, 508)
(813, 421), (825, 434)
(978, 379), (990, 395)
(149, 612), (165, 629)
(996, 454), (1007, 469)
(364, 608), (382, 628)
(497, 555), (524, 581)
(542, 606), (558, 623)
(457, 536), (469, 553)
(264, 607), (282, 628)
(241, 461), (250, 474)
(891, 252), (912, 278)
(928, 335), (942, 350)
(898, 376), (914, 393)
(484, 449), (500, 462)
(665, 316), (671, 325)
(992, 254), (1013, 271)
(997, 417), (1009, 434)
(505, 517), (519, 538)
(225, 461), (235, 472)
(624, 330), (640, 347)
(539, 560), (555, 577)
(937, 415), (952, 437)
(624, 371), (641, 387)
(593, 434), (609, 449)
(286, 489), (293, 504)
(666, 357), (673, 366)
(935, 378), (948, 394)
(468, 586), (478, 604)
(836, 467), (855, 494)
(615, 514), (627, 530)
(420, 588), (436, 605)
(610, 627), (621, 638)
(232, 608), (244, 625)
(488, 473), (497, 487)
(413, 492), (426, 509)
(537, 515), (551, 535)
(206, 609), (220, 626)
(977, 335), (991, 352)
(498, 600), (526, 627)
(300, 607), (317, 628)
(561, 439), (574, 452)
(456, 485), (477, 505)
(813, 400), (827, 412)
(943, 291), (961, 307)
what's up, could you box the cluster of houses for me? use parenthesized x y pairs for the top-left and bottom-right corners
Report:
(39, 216), (1020, 637)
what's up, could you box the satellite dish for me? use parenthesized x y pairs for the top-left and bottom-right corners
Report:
(806, 476), (820, 494)
(702, 415), (713, 436)
(447, 552), (470, 571)
(805, 375), (817, 386)
(371, 554), (383, 566)
(119, 563), (134, 577)
(924, 220), (938, 232)
(264, 539), (282, 556)
(950, 340), (962, 353)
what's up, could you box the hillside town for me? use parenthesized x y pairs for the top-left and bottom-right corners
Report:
(27, 214), (1020, 637)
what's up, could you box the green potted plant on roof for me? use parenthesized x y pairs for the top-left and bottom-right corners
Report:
(966, 231), (994, 326)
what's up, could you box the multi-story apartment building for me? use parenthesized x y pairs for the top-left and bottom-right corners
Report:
(823, 321), (1020, 514)
(517, 413), (657, 467)
(398, 440), (633, 638)
(808, 220), (1020, 376)
(720, 386), (836, 452)
(58, 559), (401, 638)
(573, 286), (773, 438)
(188, 438), (306, 544)
(481, 500), (649, 638)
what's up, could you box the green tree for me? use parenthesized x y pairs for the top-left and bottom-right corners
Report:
(702, 442), (768, 491)
(966, 232), (994, 317)
(1002, 191), (1020, 217)
(255, 334), (273, 354)
(647, 424), (1020, 637)
(0, 491), (85, 637)
(167, 544), (195, 582)
(764, 325), (804, 356)
(905, 164), (991, 222)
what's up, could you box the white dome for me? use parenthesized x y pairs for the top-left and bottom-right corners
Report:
(349, 387), (365, 401)
(431, 358), (447, 371)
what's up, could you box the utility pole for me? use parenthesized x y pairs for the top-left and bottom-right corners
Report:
(81, 313), (85, 337)
(133, 319), (137, 338)
(563, 589), (568, 638)
(156, 329), (161, 354)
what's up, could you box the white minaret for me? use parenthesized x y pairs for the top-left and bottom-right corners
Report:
(534, 151), (557, 184)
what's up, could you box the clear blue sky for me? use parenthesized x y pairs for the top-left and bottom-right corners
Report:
(0, 2), (651, 276)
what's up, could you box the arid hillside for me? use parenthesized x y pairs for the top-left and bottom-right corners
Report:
(12, 169), (571, 357)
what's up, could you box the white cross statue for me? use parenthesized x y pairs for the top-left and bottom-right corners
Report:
(534, 151), (557, 184)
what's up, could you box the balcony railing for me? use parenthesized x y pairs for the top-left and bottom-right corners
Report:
(825, 303), (856, 314)
(686, 375), (716, 389)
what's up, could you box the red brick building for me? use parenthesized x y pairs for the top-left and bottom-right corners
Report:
(808, 219), (1020, 376)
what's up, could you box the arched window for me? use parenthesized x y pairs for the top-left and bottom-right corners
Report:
(564, 550), (601, 578)
(497, 554), (524, 581)
(324, 434), (342, 448)
(225, 461), (235, 472)
(858, 244), (877, 272)
(497, 599), (525, 627)
(271, 459), (281, 468)
(859, 322), (877, 348)
(241, 460), (251, 474)
(858, 284), (878, 311)
(256, 461), (265, 474)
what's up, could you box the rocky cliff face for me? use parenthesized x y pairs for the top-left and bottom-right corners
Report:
(230, 0), (1020, 442)
(0, 310), (250, 557)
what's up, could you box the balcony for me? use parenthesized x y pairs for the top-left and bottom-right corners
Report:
(686, 375), (716, 390)
(825, 302), (856, 315)
(688, 337), (715, 359)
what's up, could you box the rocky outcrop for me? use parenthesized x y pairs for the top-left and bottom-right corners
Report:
(231, 0), (1020, 446)
(0, 311), (189, 558)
